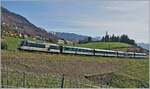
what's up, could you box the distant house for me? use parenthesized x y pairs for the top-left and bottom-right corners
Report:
(66, 40), (73, 45)
(10, 32), (16, 37)
(33, 37), (36, 40)
(35, 36), (42, 40)
(19, 33), (22, 37)
(23, 34), (28, 38)
(57, 39), (65, 45)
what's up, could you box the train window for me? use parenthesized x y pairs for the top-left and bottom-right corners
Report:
(95, 50), (106, 54)
(20, 41), (28, 46)
(106, 51), (116, 54)
(49, 45), (59, 49)
(71, 48), (77, 51)
(64, 47), (69, 50)
(78, 48), (93, 52)
(27, 43), (45, 48)
(64, 47), (77, 51)
(20, 41), (25, 46)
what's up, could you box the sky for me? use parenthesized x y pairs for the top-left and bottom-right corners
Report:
(1, 0), (149, 43)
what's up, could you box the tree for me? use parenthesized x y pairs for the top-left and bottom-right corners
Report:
(87, 37), (92, 42)
(120, 34), (129, 43)
(100, 33), (136, 45)
(104, 31), (110, 42)
(1, 41), (7, 50)
(111, 34), (116, 42)
(128, 39), (136, 45)
(101, 37), (105, 42)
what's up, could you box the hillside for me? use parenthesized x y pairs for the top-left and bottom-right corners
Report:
(1, 7), (58, 41)
(1, 50), (149, 88)
(76, 42), (132, 49)
(137, 43), (149, 50)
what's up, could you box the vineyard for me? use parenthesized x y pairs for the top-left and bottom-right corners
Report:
(1, 70), (100, 88)
(1, 50), (149, 88)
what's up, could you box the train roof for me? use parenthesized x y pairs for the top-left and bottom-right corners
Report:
(49, 43), (59, 46)
(23, 40), (60, 46)
(63, 46), (94, 50)
(22, 40), (46, 44)
(63, 45), (79, 48)
(126, 52), (134, 54)
(117, 51), (126, 53)
(95, 49), (116, 52)
(74, 46), (94, 50)
(135, 52), (146, 55)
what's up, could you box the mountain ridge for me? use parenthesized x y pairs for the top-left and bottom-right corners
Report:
(1, 6), (58, 42)
(137, 43), (149, 50)
(53, 32), (89, 42)
(1, 7), (94, 42)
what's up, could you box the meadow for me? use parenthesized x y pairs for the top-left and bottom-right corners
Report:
(76, 42), (132, 49)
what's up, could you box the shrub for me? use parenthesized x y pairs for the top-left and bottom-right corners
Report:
(1, 41), (8, 50)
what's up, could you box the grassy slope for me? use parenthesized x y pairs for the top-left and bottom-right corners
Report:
(2, 37), (23, 50)
(1, 50), (149, 88)
(76, 42), (133, 49)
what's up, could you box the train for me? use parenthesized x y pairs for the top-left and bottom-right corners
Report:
(18, 40), (147, 58)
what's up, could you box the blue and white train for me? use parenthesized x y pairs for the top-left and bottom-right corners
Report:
(18, 40), (148, 58)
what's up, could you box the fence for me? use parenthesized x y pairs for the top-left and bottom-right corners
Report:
(1, 69), (102, 88)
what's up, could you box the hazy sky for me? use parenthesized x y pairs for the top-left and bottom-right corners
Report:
(1, 0), (149, 43)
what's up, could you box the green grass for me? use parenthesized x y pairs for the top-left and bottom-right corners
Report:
(76, 42), (133, 49)
(3, 37), (23, 50)
(1, 50), (149, 88)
